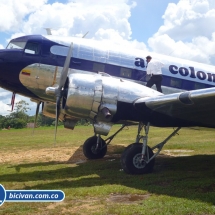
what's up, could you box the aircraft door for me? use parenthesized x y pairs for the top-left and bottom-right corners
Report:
(39, 40), (58, 88)
(34, 41), (55, 92)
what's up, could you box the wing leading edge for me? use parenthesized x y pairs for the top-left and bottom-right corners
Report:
(134, 87), (215, 128)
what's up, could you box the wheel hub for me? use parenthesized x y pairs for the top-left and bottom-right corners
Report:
(91, 145), (100, 154)
(133, 153), (147, 169)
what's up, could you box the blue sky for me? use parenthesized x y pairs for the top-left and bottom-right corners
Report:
(129, 0), (179, 42)
(0, 0), (215, 116)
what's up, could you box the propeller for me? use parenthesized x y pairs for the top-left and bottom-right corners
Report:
(54, 43), (73, 143)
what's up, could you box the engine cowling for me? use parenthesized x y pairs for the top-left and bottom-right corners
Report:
(64, 73), (118, 135)
(63, 72), (160, 135)
(42, 101), (79, 130)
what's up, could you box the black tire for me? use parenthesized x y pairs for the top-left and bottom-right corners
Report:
(83, 136), (107, 159)
(121, 143), (155, 174)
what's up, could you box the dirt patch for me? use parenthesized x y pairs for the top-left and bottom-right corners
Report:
(162, 149), (194, 157)
(46, 201), (67, 210)
(0, 146), (87, 164)
(0, 146), (193, 165)
(107, 193), (151, 204)
(0, 144), (125, 165)
(45, 198), (104, 215)
(45, 194), (149, 214)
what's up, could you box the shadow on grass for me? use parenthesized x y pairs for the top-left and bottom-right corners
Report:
(2, 145), (215, 205)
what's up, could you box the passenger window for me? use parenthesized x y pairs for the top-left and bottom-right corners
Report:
(170, 78), (182, 88)
(24, 42), (40, 55)
(120, 68), (132, 78)
(194, 82), (205, 89)
(93, 63), (105, 72)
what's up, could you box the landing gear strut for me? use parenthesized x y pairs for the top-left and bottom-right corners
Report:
(121, 122), (181, 174)
(83, 135), (107, 159)
(83, 125), (126, 159)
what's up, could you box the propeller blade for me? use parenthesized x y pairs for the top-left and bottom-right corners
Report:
(32, 101), (41, 135)
(58, 42), (73, 90)
(54, 42), (73, 144)
(54, 96), (61, 144)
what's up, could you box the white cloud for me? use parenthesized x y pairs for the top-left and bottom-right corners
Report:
(148, 0), (215, 64)
(0, 0), (47, 32)
(2, 0), (135, 43)
(0, 44), (3, 49)
(0, 89), (13, 116)
(2, 0), (145, 51)
(148, 34), (211, 64)
(0, 88), (36, 116)
(157, 0), (215, 40)
(0, 101), (9, 116)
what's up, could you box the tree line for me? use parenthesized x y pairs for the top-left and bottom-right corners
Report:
(0, 100), (89, 129)
(0, 100), (57, 129)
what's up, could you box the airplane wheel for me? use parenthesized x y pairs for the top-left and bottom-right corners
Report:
(121, 143), (155, 174)
(83, 136), (107, 159)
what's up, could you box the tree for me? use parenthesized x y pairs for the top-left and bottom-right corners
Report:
(12, 100), (30, 121)
(37, 112), (55, 126)
(0, 115), (5, 129)
(2, 100), (31, 129)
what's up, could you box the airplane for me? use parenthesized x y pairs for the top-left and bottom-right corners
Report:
(0, 34), (215, 175)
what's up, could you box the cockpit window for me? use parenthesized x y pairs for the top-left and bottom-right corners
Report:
(24, 42), (40, 54)
(6, 41), (26, 50)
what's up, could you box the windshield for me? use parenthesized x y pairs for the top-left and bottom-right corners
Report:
(6, 41), (26, 50)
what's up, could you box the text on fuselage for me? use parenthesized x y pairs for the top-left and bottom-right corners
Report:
(169, 65), (215, 82)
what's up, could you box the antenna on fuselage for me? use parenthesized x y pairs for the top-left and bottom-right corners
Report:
(44, 28), (52, 35)
(168, 49), (176, 56)
(82, 31), (89, 38)
(7, 92), (16, 112)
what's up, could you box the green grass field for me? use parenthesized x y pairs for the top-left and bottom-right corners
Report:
(0, 125), (214, 215)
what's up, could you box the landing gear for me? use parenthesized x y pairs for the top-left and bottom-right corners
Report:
(120, 123), (181, 174)
(121, 143), (155, 174)
(121, 123), (155, 174)
(83, 125), (126, 159)
(83, 123), (181, 175)
(83, 136), (107, 159)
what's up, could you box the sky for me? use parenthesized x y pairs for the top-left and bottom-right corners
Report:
(0, 0), (215, 116)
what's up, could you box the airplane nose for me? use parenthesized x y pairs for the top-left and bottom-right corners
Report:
(0, 49), (7, 63)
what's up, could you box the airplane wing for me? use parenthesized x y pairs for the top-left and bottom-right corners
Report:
(134, 87), (215, 128)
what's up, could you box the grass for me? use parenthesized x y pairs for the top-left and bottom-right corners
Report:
(0, 125), (214, 214)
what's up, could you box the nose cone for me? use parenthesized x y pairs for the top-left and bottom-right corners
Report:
(0, 49), (24, 92)
(0, 49), (11, 91)
(0, 49), (7, 76)
(0, 49), (5, 62)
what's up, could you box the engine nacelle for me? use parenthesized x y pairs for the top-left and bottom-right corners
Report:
(42, 102), (56, 119)
(64, 73), (118, 135)
(42, 101), (79, 130)
(64, 73), (160, 135)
